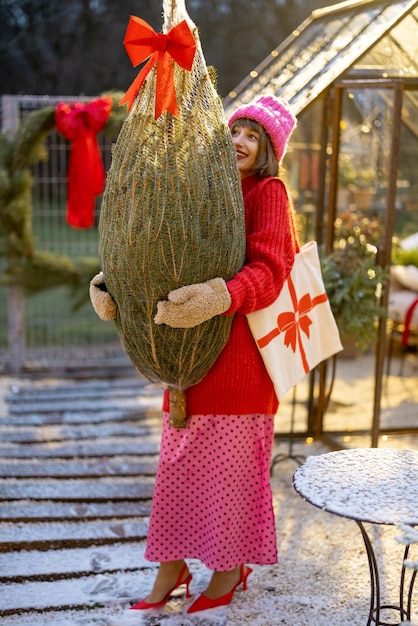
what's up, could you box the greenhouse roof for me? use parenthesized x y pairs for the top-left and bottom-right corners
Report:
(223, 0), (418, 116)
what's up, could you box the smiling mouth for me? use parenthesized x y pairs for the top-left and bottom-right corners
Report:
(236, 151), (247, 159)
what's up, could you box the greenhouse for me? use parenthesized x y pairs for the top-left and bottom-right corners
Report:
(1, 0), (417, 445)
(224, 0), (418, 445)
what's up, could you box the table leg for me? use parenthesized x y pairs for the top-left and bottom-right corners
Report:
(357, 521), (380, 626)
(356, 521), (417, 625)
(271, 386), (306, 474)
(400, 544), (417, 621)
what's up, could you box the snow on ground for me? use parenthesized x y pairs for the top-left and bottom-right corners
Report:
(1, 354), (418, 625)
(3, 441), (418, 625)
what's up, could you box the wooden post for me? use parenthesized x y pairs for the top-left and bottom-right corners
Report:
(7, 283), (25, 374)
(2, 95), (25, 374)
(371, 82), (403, 448)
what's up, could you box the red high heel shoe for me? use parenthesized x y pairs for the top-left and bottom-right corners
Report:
(187, 564), (252, 614)
(130, 563), (192, 610)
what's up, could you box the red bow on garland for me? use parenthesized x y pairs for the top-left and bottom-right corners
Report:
(257, 275), (329, 374)
(119, 16), (196, 118)
(55, 97), (112, 229)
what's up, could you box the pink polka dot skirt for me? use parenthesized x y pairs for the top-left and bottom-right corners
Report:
(145, 412), (278, 571)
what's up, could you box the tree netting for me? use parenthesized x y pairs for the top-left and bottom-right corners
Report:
(98, 0), (245, 426)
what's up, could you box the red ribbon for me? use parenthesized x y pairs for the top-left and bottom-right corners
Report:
(119, 16), (196, 118)
(55, 97), (112, 229)
(257, 275), (329, 374)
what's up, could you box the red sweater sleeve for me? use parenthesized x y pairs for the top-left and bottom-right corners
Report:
(225, 178), (298, 316)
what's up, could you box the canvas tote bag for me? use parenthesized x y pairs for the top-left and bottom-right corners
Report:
(246, 183), (343, 400)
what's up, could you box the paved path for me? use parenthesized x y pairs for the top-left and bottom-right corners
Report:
(0, 356), (417, 625)
(0, 376), (163, 621)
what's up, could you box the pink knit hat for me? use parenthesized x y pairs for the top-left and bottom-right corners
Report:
(228, 95), (297, 163)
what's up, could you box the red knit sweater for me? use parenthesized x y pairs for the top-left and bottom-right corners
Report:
(163, 174), (298, 415)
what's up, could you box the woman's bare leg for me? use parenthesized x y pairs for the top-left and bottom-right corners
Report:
(202, 565), (242, 599)
(143, 559), (187, 603)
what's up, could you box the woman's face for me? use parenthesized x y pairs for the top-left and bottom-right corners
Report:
(231, 124), (260, 179)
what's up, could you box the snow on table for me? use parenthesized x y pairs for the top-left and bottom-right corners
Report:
(293, 448), (418, 525)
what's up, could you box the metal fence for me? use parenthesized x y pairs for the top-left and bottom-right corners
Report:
(1, 95), (131, 375)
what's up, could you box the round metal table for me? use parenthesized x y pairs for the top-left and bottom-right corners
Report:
(293, 448), (418, 626)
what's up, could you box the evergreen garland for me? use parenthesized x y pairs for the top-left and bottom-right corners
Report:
(0, 92), (126, 306)
(0, 106), (55, 258)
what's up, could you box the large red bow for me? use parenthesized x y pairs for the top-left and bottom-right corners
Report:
(257, 275), (329, 374)
(55, 97), (112, 229)
(119, 16), (196, 118)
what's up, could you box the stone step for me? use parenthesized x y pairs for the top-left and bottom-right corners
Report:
(0, 540), (150, 582)
(0, 375), (168, 620)
(0, 500), (152, 522)
(0, 421), (156, 443)
(0, 457), (158, 478)
(4, 394), (162, 415)
(0, 518), (149, 552)
(5, 377), (149, 403)
(1, 608), (144, 625)
(0, 408), (162, 426)
(0, 569), (156, 615)
(0, 438), (160, 458)
(0, 477), (154, 501)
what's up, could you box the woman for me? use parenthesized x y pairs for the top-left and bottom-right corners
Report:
(131, 95), (299, 614)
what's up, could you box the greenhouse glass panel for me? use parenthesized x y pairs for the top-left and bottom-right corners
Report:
(224, 0), (417, 116)
(282, 101), (325, 243)
(337, 88), (394, 220)
(356, 9), (418, 77)
(332, 86), (418, 242)
(397, 92), (418, 237)
(402, 91), (418, 140)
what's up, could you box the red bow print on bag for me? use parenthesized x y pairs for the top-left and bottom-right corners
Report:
(55, 97), (112, 229)
(257, 274), (329, 373)
(119, 16), (196, 118)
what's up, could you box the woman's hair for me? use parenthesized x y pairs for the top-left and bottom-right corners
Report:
(230, 118), (279, 178)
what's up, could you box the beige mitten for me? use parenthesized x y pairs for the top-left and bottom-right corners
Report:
(89, 273), (117, 321)
(154, 277), (231, 328)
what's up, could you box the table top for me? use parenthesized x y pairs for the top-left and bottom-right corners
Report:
(293, 448), (418, 525)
